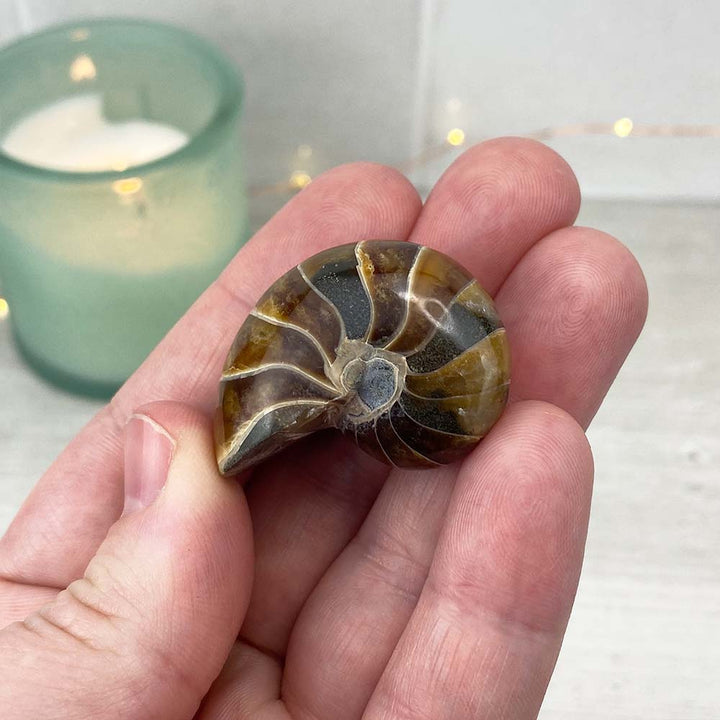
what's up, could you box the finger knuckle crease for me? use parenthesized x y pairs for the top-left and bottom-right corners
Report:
(354, 529), (429, 605)
(427, 571), (557, 641)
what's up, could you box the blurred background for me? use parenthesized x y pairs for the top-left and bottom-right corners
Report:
(1, 1), (719, 718)
(2, 0), (718, 207)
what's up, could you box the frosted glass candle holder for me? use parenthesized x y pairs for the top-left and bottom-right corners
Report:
(0, 19), (246, 397)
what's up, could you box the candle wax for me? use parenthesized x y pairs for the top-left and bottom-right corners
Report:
(1, 94), (188, 172)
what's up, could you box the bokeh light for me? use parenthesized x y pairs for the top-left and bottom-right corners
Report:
(289, 170), (312, 189)
(614, 117), (634, 137)
(446, 127), (466, 146)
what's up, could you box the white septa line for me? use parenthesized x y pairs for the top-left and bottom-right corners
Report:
(222, 360), (340, 395)
(383, 245), (431, 351)
(386, 411), (443, 466)
(250, 309), (335, 372)
(401, 277), (478, 358)
(354, 241), (377, 343)
(297, 263), (348, 343)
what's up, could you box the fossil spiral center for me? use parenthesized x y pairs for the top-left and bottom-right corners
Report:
(343, 357), (396, 409)
(331, 339), (407, 425)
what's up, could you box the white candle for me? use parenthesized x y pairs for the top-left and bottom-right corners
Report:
(0, 93), (211, 274)
(1, 94), (188, 172)
(0, 91), (242, 388)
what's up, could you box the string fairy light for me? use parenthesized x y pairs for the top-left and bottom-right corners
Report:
(446, 127), (466, 146)
(250, 116), (720, 198)
(112, 177), (143, 196)
(69, 53), (97, 82)
(2, 118), (715, 321)
(613, 117), (634, 137)
(289, 170), (312, 190)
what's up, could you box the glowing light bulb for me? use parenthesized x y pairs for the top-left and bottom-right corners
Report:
(446, 128), (466, 147)
(613, 117), (634, 137)
(0, 298), (9, 320)
(289, 171), (312, 190)
(69, 54), (97, 82)
(112, 177), (143, 196)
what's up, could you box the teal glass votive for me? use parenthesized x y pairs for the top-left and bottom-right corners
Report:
(0, 19), (246, 397)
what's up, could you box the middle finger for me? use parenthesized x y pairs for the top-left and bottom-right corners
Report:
(238, 138), (583, 662)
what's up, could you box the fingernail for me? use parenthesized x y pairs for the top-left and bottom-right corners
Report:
(123, 414), (176, 516)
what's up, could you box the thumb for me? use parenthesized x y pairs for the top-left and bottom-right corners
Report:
(0, 402), (254, 720)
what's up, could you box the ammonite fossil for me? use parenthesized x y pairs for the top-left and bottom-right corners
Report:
(215, 240), (510, 475)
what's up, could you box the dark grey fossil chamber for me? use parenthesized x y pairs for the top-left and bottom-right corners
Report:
(215, 240), (510, 475)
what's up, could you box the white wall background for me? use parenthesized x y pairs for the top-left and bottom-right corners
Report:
(1, 0), (718, 200)
(421, 0), (720, 200)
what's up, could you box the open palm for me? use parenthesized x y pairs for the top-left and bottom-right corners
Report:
(0, 139), (647, 719)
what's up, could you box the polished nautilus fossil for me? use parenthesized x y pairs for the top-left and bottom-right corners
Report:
(215, 240), (510, 475)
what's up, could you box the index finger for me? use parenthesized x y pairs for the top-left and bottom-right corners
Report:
(0, 162), (422, 588)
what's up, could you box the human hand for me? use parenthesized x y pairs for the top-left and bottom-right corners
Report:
(0, 139), (647, 719)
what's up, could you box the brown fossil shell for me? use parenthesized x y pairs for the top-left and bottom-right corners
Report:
(215, 240), (510, 475)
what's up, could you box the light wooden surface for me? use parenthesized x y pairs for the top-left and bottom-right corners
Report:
(1, 199), (718, 717)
